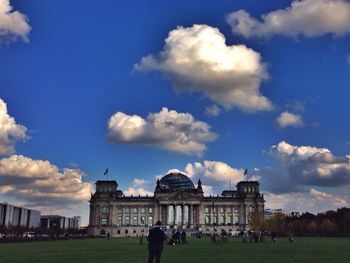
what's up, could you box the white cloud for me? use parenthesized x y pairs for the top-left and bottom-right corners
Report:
(108, 107), (217, 156)
(0, 0), (31, 43)
(202, 184), (214, 196)
(132, 178), (148, 186)
(276, 111), (303, 128)
(227, 0), (350, 38)
(0, 98), (28, 156)
(183, 160), (247, 194)
(135, 24), (272, 112)
(0, 154), (94, 222)
(265, 188), (347, 213)
(124, 187), (153, 196)
(205, 104), (221, 116)
(269, 141), (350, 186)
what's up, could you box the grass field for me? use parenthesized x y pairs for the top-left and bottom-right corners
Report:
(1, 236), (350, 263)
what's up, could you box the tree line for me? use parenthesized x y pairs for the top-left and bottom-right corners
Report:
(249, 207), (350, 237)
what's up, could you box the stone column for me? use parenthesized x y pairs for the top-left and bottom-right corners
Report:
(167, 205), (170, 225)
(137, 206), (141, 226)
(240, 203), (245, 228)
(189, 204), (194, 226)
(216, 206), (219, 225)
(95, 205), (100, 226)
(181, 205), (188, 225)
(224, 206), (227, 225)
(159, 205), (162, 224)
(110, 204), (114, 226)
(174, 205), (177, 226)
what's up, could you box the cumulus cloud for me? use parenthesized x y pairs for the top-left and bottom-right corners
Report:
(227, 0), (350, 38)
(124, 187), (153, 196)
(205, 104), (221, 117)
(0, 98), (28, 155)
(185, 160), (245, 183)
(183, 160), (246, 194)
(265, 188), (347, 213)
(0, 155), (94, 203)
(276, 111), (303, 128)
(0, 0), (31, 43)
(108, 107), (217, 155)
(269, 141), (350, 186)
(135, 24), (272, 112)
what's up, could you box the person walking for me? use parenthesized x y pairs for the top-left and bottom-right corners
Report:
(147, 221), (165, 263)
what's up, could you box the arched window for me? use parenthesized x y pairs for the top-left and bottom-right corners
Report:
(125, 216), (130, 225)
(226, 216), (232, 224)
(148, 216), (153, 226)
(234, 216), (239, 224)
(212, 216), (217, 224)
(117, 216), (122, 226)
(219, 215), (224, 225)
(205, 215), (210, 225)
(133, 216), (138, 225)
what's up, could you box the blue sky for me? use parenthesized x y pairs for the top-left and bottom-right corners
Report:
(1, 0), (350, 224)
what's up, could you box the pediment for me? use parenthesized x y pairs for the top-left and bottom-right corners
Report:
(157, 190), (203, 201)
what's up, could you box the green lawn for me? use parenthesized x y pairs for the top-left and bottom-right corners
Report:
(0, 237), (349, 263)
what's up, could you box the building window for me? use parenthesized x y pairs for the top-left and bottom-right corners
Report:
(117, 216), (122, 226)
(141, 208), (145, 214)
(117, 230), (120, 234)
(100, 207), (108, 214)
(125, 207), (130, 213)
(100, 219), (107, 226)
(212, 216), (217, 224)
(234, 216), (239, 224)
(213, 208), (217, 213)
(219, 207), (224, 213)
(148, 216), (153, 226)
(141, 216), (145, 225)
(226, 216), (232, 224)
(226, 207), (231, 213)
(133, 229), (136, 233)
(205, 207), (209, 213)
(248, 207), (255, 213)
(219, 215), (224, 225)
(125, 216), (130, 225)
(133, 207), (138, 213)
(117, 207), (122, 213)
(233, 207), (239, 213)
(133, 216), (138, 225)
(148, 207), (153, 213)
(205, 215), (210, 225)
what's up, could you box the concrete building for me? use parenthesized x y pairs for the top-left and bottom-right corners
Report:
(40, 215), (81, 230)
(88, 172), (265, 237)
(0, 203), (40, 228)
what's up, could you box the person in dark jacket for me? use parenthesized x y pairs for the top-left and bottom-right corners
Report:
(147, 221), (165, 263)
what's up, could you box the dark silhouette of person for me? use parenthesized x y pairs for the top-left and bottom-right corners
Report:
(107, 232), (110, 240)
(147, 221), (165, 263)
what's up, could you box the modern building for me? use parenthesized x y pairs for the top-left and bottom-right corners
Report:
(40, 215), (81, 230)
(88, 172), (265, 237)
(265, 208), (300, 219)
(0, 203), (41, 228)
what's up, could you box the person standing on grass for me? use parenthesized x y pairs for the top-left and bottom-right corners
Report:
(147, 221), (165, 263)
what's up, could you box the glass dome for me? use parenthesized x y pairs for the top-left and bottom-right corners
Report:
(159, 172), (195, 190)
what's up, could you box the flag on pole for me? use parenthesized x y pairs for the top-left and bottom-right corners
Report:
(244, 168), (248, 176)
(104, 168), (109, 176)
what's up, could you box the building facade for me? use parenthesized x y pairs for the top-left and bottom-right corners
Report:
(88, 172), (265, 237)
(40, 215), (81, 230)
(0, 203), (41, 228)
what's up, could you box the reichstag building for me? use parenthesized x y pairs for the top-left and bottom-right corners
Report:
(88, 172), (265, 237)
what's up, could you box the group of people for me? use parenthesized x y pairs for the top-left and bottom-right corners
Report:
(166, 229), (187, 245)
(239, 230), (265, 243)
(210, 229), (229, 245)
